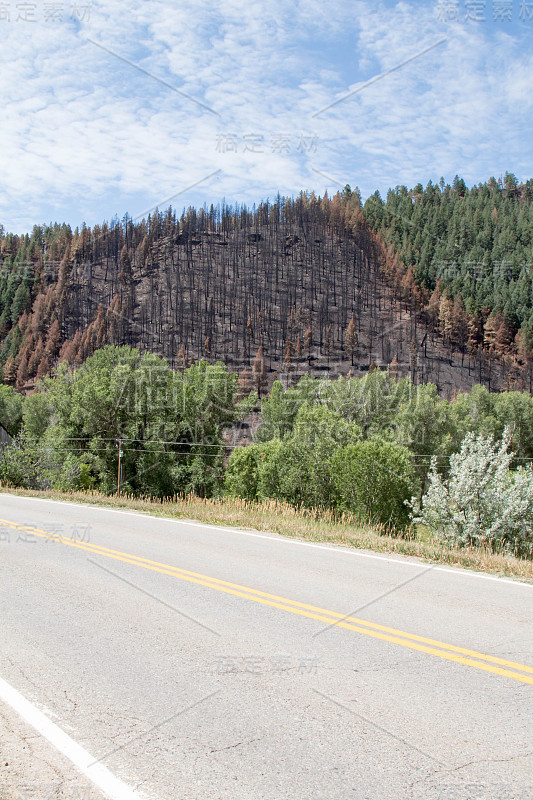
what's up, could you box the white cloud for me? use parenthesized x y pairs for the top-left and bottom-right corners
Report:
(0, 0), (531, 232)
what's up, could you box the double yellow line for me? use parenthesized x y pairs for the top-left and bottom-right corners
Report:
(2, 516), (533, 686)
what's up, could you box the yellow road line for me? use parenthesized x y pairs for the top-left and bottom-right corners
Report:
(2, 517), (533, 685)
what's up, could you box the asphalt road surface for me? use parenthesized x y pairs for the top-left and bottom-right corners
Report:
(1, 493), (532, 800)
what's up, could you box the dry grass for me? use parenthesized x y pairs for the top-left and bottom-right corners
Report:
(2, 485), (532, 583)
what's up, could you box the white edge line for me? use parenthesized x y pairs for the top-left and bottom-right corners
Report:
(0, 676), (145, 800)
(2, 493), (532, 590)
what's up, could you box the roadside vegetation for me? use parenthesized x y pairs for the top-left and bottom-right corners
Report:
(2, 344), (533, 568)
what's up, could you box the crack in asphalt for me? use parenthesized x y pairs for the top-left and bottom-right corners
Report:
(406, 751), (533, 799)
(449, 750), (533, 772)
(209, 736), (264, 754)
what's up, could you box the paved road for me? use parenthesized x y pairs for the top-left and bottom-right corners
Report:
(0, 493), (532, 800)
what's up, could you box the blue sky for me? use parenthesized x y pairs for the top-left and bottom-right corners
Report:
(0, 0), (532, 233)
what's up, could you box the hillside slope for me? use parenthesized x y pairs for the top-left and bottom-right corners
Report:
(0, 189), (528, 396)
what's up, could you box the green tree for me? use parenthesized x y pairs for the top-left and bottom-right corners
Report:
(0, 383), (23, 434)
(10, 282), (31, 324)
(255, 376), (319, 442)
(22, 391), (53, 439)
(332, 438), (414, 529)
(390, 381), (456, 494)
(224, 443), (263, 500)
(28, 346), (243, 498)
(263, 404), (361, 508)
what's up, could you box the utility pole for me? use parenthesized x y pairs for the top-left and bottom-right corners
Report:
(117, 439), (122, 495)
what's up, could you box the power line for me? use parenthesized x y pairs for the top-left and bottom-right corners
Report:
(7, 439), (533, 461)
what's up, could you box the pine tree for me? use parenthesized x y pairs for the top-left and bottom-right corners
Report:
(484, 312), (503, 352)
(28, 337), (44, 377)
(282, 340), (295, 384)
(235, 367), (252, 403)
(389, 356), (399, 380)
(495, 318), (513, 356)
(345, 316), (358, 365)
(30, 295), (46, 339)
(11, 282), (31, 324)
(119, 245), (133, 284)
(401, 268), (417, 308)
(439, 296), (454, 342)
(176, 344), (187, 371)
(16, 351), (28, 387)
(427, 284), (442, 334)
(44, 318), (61, 360)
(467, 314), (483, 358)
(2, 355), (17, 384)
(58, 337), (76, 366)
(36, 354), (50, 380)
(252, 345), (267, 398)
(71, 330), (83, 365)
(106, 296), (122, 343)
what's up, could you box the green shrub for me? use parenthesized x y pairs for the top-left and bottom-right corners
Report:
(331, 438), (414, 529)
(410, 428), (533, 556)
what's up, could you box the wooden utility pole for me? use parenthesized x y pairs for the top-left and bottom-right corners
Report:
(117, 439), (122, 495)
